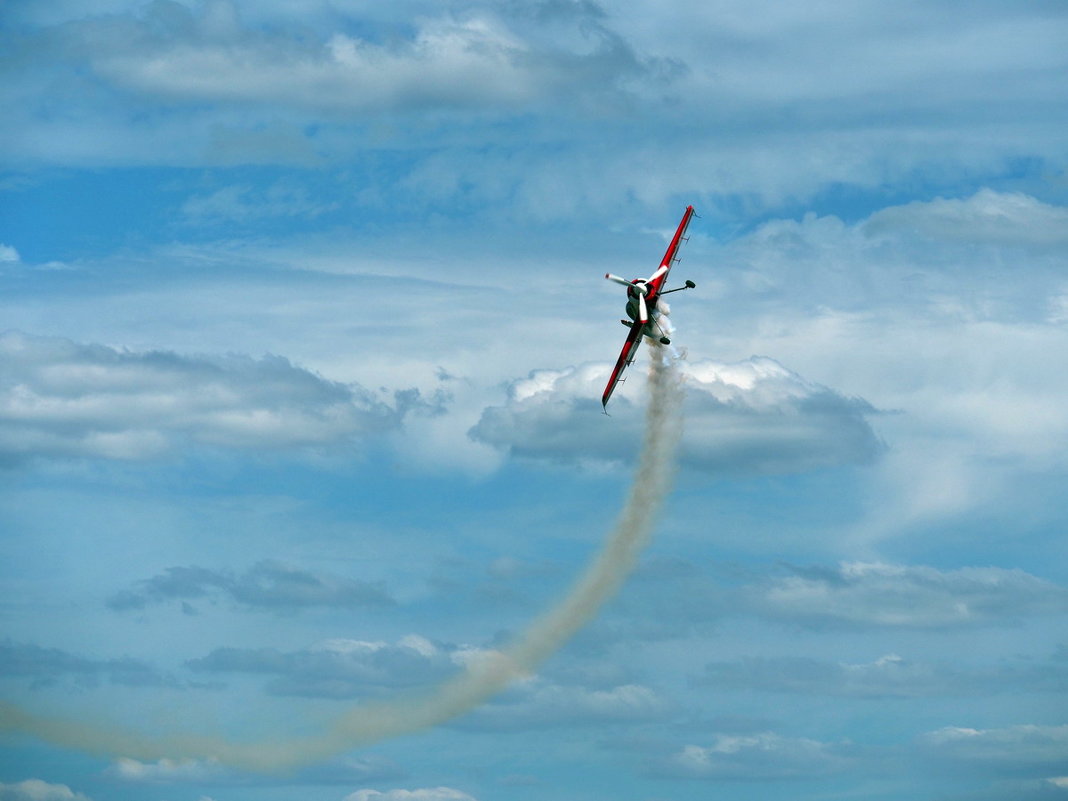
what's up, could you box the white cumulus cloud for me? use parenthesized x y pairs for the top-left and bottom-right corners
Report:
(470, 356), (880, 474)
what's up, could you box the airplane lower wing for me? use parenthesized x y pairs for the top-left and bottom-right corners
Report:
(601, 322), (644, 409)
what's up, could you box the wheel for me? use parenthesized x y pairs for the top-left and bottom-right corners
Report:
(659, 337), (671, 345)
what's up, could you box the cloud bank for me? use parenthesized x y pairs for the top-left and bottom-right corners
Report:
(76, 2), (671, 114)
(0, 331), (399, 464)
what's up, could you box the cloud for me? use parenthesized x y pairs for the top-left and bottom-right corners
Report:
(106, 757), (225, 784)
(0, 244), (19, 263)
(294, 755), (406, 786)
(921, 725), (1068, 774)
(0, 331), (401, 464)
(180, 181), (339, 224)
(344, 789), (478, 801)
(0, 640), (182, 689)
(107, 561), (394, 613)
(573, 559), (1068, 641)
(458, 679), (669, 730)
(104, 752), (404, 786)
(470, 357), (881, 474)
(7, 2), (1061, 222)
(863, 190), (1068, 248)
(697, 652), (1068, 698)
(24, 2), (669, 116)
(0, 780), (90, 801)
(185, 635), (462, 697)
(753, 562), (1068, 629)
(656, 732), (851, 780)
(184, 629), (667, 728)
(683, 190), (1068, 544)
(699, 653), (961, 698)
(710, 189), (1068, 324)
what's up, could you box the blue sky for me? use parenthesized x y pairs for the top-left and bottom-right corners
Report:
(2, 1), (1068, 799)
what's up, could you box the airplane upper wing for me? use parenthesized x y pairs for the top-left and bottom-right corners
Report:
(648, 205), (695, 295)
(601, 321), (644, 410)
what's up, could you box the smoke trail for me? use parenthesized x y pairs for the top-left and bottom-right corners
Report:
(0, 349), (684, 772)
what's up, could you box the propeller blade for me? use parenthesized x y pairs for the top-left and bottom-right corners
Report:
(605, 273), (634, 288)
(648, 264), (669, 283)
(637, 291), (648, 324)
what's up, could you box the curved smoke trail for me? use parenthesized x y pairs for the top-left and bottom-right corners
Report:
(0, 349), (684, 772)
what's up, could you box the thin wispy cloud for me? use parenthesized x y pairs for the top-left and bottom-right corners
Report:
(107, 561), (395, 613)
(0, 641), (191, 690)
(753, 562), (1068, 629)
(656, 732), (853, 781)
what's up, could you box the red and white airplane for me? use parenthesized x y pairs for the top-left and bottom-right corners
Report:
(602, 205), (697, 410)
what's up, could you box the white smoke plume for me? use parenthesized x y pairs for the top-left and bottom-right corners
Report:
(0, 347), (684, 772)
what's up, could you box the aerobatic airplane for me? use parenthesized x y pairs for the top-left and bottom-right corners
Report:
(601, 205), (697, 410)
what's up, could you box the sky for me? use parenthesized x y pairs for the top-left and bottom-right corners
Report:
(2, 1), (1068, 799)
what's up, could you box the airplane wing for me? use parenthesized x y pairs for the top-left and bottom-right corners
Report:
(601, 322), (644, 409)
(648, 205), (696, 295)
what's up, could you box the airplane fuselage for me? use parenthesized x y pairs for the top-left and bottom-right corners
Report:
(624, 280), (662, 337)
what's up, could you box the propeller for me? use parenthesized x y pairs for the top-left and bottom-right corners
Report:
(605, 264), (670, 325)
(604, 273), (649, 323)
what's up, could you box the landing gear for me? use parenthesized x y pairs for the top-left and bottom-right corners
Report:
(659, 337), (671, 345)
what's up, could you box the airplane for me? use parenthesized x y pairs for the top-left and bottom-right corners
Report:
(601, 205), (697, 410)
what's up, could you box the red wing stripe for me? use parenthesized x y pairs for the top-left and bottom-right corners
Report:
(649, 205), (695, 295)
(660, 205), (695, 267)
